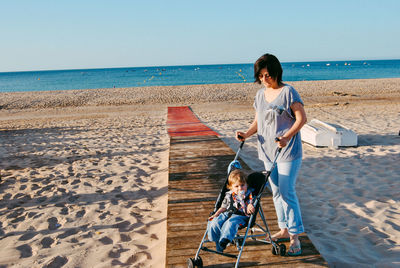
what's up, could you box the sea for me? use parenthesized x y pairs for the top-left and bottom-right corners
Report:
(1, 59), (400, 93)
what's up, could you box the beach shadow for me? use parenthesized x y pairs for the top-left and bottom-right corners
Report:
(357, 133), (400, 147)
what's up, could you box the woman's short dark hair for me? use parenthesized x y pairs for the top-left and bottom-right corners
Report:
(254, 53), (283, 84)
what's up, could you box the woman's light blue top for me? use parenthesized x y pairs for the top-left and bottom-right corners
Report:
(253, 84), (303, 163)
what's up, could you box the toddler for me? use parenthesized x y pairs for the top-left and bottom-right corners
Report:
(207, 169), (256, 252)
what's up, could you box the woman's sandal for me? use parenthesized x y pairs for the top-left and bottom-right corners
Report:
(287, 243), (302, 256)
(266, 233), (290, 243)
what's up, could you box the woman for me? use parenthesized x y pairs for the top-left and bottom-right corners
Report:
(236, 53), (307, 256)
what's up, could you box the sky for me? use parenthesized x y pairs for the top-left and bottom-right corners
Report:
(1, 0), (400, 72)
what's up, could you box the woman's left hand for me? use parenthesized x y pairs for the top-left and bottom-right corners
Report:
(276, 136), (289, 148)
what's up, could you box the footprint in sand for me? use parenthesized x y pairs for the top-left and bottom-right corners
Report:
(68, 195), (80, 202)
(19, 184), (27, 190)
(150, 234), (159, 240)
(119, 162), (126, 167)
(99, 175), (109, 181)
(48, 217), (61, 230)
(115, 193), (126, 200)
(57, 228), (79, 239)
(55, 202), (66, 208)
(57, 188), (67, 194)
(136, 244), (148, 250)
(11, 214), (26, 224)
(19, 232), (37, 241)
(112, 220), (131, 232)
(41, 237), (55, 248)
(29, 212), (42, 219)
(99, 236), (113, 245)
(14, 193), (26, 199)
(98, 202), (106, 210)
(29, 170), (39, 176)
(60, 207), (69, 215)
(82, 231), (93, 239)
(109, 245), (130, 258)
(31, 183), (40, 191)
(124, 251), (152, 265)
(149, 166), (158, 171)
(7, 207), (24, 219)
(37, 196), (47, 203)
(71, 179), (80, 185)
(16, 244), (32, 258)
(136, 168), (150, 177)
(32, 178), (42, 183)
(44, 256), (68, 268)
(111, 186), (122, 193)
(120, 234), (131, 242)
(99, 211), (111, 220)
(76, 209), (86, 218)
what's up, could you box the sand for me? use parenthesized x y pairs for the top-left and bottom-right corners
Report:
(0, 78), (399, 267)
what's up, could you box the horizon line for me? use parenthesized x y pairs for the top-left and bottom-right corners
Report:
(1, 58), (399, 74)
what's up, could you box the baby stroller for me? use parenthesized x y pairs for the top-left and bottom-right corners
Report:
(188, 138), (286, 268)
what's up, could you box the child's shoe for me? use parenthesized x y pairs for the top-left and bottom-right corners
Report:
(218, 238), (230, 252)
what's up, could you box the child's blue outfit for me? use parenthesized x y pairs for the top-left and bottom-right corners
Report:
(207, 188), (254, 252)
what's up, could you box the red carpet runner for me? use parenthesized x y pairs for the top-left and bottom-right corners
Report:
(167, 106), (219, 137)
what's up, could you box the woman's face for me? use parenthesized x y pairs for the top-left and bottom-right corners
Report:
(259, 68), (277, 88)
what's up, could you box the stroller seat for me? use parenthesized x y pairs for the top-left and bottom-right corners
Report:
(237, 171), (266, 229)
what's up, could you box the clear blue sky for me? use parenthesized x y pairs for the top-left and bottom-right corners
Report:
(1, 0), (399, 72)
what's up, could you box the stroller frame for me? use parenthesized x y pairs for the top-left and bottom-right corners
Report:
(188, 140), (286, 268)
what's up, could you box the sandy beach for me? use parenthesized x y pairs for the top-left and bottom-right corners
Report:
(1, 78), (400, 267)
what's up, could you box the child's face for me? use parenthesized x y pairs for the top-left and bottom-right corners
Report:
(231, 181), (247, 195)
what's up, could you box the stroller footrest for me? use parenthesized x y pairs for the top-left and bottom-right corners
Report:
(201, 247), (237, 258)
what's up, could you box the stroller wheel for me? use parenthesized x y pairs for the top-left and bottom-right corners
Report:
(271, 243), (286, 256)
(188, 258), (195, 268)
(279, 244), (286, 256)
(187, 256), (203, 268)
(195, 256), (203, 267)
(271, 245), (278, 255)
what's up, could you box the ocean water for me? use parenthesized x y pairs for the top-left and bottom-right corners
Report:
(1, 59), (399, 93)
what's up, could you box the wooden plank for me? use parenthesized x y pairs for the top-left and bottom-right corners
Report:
(167, 135), (327, 267)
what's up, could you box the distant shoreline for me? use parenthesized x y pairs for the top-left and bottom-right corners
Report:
(0, 78), (399, 110)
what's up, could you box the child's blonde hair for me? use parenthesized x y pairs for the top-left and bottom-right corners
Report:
(227, 169), (247, 190)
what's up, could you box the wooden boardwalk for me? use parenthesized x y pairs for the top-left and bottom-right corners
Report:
(166, 135), (328, 267)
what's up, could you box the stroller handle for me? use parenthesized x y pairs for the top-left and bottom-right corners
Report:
(237, 134), (245, 149)
(275, 137), (282, 153)
(240, 140), (244, 149)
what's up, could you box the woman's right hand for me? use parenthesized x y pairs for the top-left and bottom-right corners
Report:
(236, 131), (247, 142)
